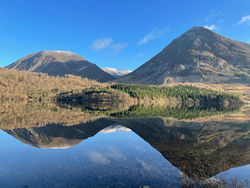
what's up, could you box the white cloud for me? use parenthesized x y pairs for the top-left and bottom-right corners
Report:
(136, 158), (151, 171)
(137, 52), (146, 57)
(91, 38), (113, 49)
(204, 24), (219, 30)
(138, 32), (157, 45)
(205, 10), (220, 22)
(110, 43), (128, 53)
(91, 38), (127, 53)
(88, 149), (126, 165)
(138, 28), (167, 45)
(238, 15), (250, 24)
(106, 148), (126, 160)
(88, 151), (110, 165)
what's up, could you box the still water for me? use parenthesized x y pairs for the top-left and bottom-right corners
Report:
(0, 104), (250, 187)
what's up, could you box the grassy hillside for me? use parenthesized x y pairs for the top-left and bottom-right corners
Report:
(0, 68), (246, 129)
(0, 68), (243, 112)
(0, 68), (105, 101)
(117, 27), (250, 85)
(7, 51), (116, 82)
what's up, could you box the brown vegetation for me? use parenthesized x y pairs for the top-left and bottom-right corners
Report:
(0, 101), (103, 130)
(0, 68), (106, 101)
(0, 68), (248, 130)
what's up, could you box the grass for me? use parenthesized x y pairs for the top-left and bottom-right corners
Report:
(0, 68), (240, 105)
(0, 68), (105, 101)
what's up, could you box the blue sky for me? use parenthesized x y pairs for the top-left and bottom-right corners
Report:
(0, 0), (249, 70)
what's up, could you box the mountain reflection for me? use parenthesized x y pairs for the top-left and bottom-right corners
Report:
(3, 108), (250, 181)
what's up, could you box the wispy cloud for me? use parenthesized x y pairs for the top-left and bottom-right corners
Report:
(137, 52), (146, 57)
(205, 10), (220, 22)
(138, 32), (157, 45)
(136, 158), (151, 171)
(204, 24), (219, 31)
(88, 148), (126, 165)
(92, 38), (113, 50)
(238, 15), (250, 24)
(138, 28), (167, 45)
(91, 38), (127, 53)
(110, 43), (128, 53)
(88, 151), (110, 165)
(204, 10), (223, 29)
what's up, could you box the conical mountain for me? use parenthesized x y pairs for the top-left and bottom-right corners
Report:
(6, 51), (115, 82)
(118, 27), (250, 85)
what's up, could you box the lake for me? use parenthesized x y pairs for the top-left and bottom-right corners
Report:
(0, 103), (250, 188)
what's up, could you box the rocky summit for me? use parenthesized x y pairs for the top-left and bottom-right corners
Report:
(118, 27), (250, 85)
(6, 51), (115, 82)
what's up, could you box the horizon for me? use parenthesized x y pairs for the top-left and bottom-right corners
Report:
(0, 0), (250, 70)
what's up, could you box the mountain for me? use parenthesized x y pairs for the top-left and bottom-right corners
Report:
(118, 27), (250, 85)
(4, 119), (113, 149)
(6, 51), (115, 82)
(102, 67), (132, 78)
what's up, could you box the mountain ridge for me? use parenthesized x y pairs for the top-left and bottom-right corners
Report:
(117, 27), (250, 85)
(6, 50), (115, 82)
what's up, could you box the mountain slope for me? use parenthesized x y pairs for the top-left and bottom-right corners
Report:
(102, 67), (132, 78)
(118, 27), (250, 85)
(6, 51), (115, 82)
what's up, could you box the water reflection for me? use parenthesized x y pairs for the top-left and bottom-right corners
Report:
(3, 117), (250, 180)
(1, 102), (250, 187)
(0, 127), (181, 188)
